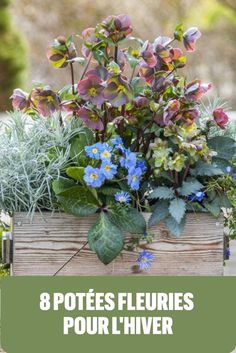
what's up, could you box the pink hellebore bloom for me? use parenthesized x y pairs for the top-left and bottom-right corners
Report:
(213, 108), (229, 129)
(177, 108), (200, 125)
(185, 80), (212, 101)
(163, 99), (180, 125)
(78, 107), (103, 130)
(103, 75), (133, 107)
(81, 27), (99, 58)
(102, 14), (132, 43)
(31, 88), (60, 117)
(77, 75), (105, 105)
(10, 89), (30, 111)
(183, 27), (201, 52)
(140, 41), (157, 68)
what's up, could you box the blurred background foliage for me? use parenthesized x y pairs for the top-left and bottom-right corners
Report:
(0, 0), (235, 111)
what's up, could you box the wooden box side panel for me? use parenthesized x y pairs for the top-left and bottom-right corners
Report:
(12, 212), (224, 276)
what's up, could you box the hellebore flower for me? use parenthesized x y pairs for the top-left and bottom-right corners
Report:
(213, 108), (229, 129)
(100, 160), (117, 179)
(137, 250), (154, 270)
(115, 191), (131, 204)
(85, 142), (104, 160)
(140, 41), (157, 68)
(81, 27), (99, 58)
(47, 36), (76, 68)
(101, 14), (132, 43)
(77, 75), (105, 105)
(139, 64), (155, 84)
(31, 88), (60, 117)
(177, 108), (200, 125)
(128, 167), (142, 190)
(10, 89), (30, 111)
(111, 136), (125, 152)
(188, 191), (206, 203)
(100, 144), (113, 160)
(83, 166), (105, 188)
(60, 100), (80, 114)
(103, 75), (133, 107)
(120, 149), (137, 169)
(183, 27), (201, 52)
(85, 66), (109, 82)
(185, 80), (212, 101)
(78, 107), (103, 130)
(163, 99), (181, 125)
(169, 48), (186, 68)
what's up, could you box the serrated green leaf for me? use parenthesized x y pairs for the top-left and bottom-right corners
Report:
(58, 196), (98, 217)
(88, 212), (124, 264)
(148, 186), (175, 200)
(208, 136), (236, 160)
(148, 200), (170, 227)
(169, 198), (186, 223)
(52, 177), (76, 195)
(178, 178), (203, 197)
(165, 215), (185, 237)
(203, 200), (221, 217)
(108, 208), (146, 235)
(190, 161), (223, 177)
(66, 167), (84, 184)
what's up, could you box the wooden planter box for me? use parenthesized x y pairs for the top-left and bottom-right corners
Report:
(12, 212), (224, 276)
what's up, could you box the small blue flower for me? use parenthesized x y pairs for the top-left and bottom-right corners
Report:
(188, 191), (206, 203)
(128, 167), (142, 190)
(226, 166), (232, 174)
(111, 136), (125, 152)
(137, 159), (147, 173)
(100, 143), (113, 160)
(83, 166), (105, 188)
(225, 248), (231, 258)
(100, 160), (117, 179)
(85, 142), (103, 160)
(115, 191), (131, 203)
(120, 149), (137, 169)
(137, 250), (154, 270)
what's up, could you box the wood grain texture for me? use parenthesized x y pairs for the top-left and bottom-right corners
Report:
(12, 212), (224, 276)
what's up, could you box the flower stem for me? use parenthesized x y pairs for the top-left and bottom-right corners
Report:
(70, 62), (76, 95)
(80, 53), (92, 81)
(114, 45), (118, 63)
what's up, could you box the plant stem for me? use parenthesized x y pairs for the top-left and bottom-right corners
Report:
(182, 162), (191, 182)
(130, 66), (136, 83)
(80, 53), (92, 81)
(114, 45), (118, 63)
(70, 62), (76, 95)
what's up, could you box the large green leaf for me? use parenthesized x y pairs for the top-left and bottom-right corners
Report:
(165, 215), (185, 237)
(88, 212), (124, 264)
(190, 161), (223, 177)
(204, 194), (232, 217)
(59, 196), (98, 217)
(108, 208), (146, 235)
(208, 136), (236, 160)
(58, 185), (99, 205)
(148, 186), (175, 200)
(178, 178), (203, 197)
(69, 129), (94, 162)
(169, 198), (186, 224)
(66, 167), (84, 184)
(148, 200), (170, 228)
(52, 177), (76, 195)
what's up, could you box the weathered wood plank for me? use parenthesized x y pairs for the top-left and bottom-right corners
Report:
(12, 212), (224, 276)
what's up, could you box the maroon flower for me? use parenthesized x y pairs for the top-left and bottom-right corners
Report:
(153, 36), (172, 63)
(183, 27), (201, 52)
(185, 80), (212, 101)
(10, 89), (30, 112)
(213, 108), (229, 129)
(101, 14), (132, 43)
(140, 41), (157, 68)
(81, 27), (100, 58)
(31, 88), (60, 117)
(77, 107), (103, 130)
(103, 75), (133, 107)
(139, 64), (155, 84)
(85, 66), (108, 82)
(77, 75), (105, 105)
(60, 100), (80, 114)
(163, 99), (180, 124)
(133, 96), (149, 108)
(177, 108), (200, 125)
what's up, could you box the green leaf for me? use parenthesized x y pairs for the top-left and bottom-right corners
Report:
(174, 23), (184, 41)
(190, 161), (223, 177)
(178, 178), (203, 197)
(69, 129), (95, 162)
(203, 200), (221, 217)
(169, 198), (186, 223)
(66, 167), (84, 184)
(58, 186), (99, 206)
(148, 186), (175, 200)
(212, 157), (230, 172)
(165, 215), (185, 237)
(58, 196), (98, 217)
(88, 212), (124, 264)
(52, 177), (76, 195)
(148, 200), (170, 227)
(109, 208), (146, 235)
(208, 136), (236, 160)
(100, 186), (121, 196)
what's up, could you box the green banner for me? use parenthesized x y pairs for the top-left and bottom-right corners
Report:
(1, 277), (236, 353)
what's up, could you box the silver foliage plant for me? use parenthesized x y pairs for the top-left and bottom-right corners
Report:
(0, 111), (82, 217)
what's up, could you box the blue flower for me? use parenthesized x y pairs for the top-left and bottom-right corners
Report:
(233, 174), (236, 180)
(225, 248), (231, 258)
(128, 167), (142, 190)
(137, 159), (147, 173)
(115, 191), (131, 203)
(188, 191), (206, 202)
(120, 149), (137, 169)
(137, 250), (154, 270)
(83, 166), (105, 188)
(111, 136), (125, 152)
(100, 143), (113, 160)
(85, 142), (103, 160)
(226, 166), (232, 174)
(100, 160), (117, 179)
